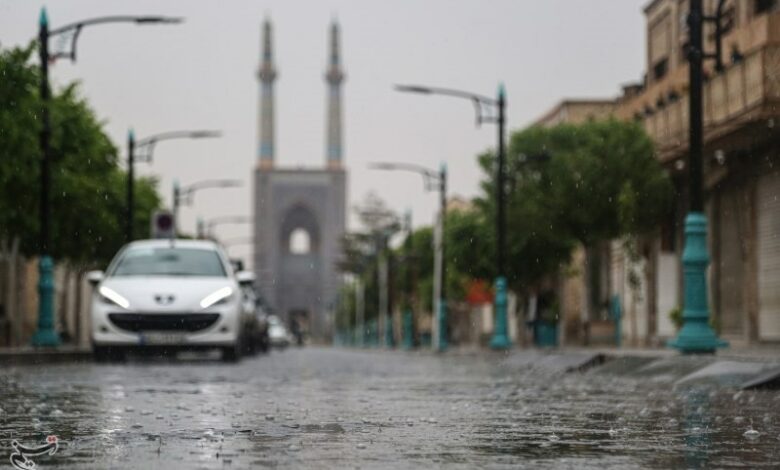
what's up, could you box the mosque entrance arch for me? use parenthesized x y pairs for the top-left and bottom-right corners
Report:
(278, 203), (321, 337)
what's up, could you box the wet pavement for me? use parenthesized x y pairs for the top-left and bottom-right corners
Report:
(1, 347), (779, 469)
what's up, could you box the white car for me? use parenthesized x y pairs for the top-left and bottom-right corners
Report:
(89, 239), (252, 362)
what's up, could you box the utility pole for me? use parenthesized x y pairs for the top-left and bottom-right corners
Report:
(489, 84), (510, 350)
(439, 164), (447, 349)
(32, 9), (181, 346)
(126, 130), (135, 242)
(402, 209), (414, 349)
(172, 179), (242, 236)
(394, 83), (510, 350)
(668, 0), (727, 354)
(369, 161), (447, 351)
(32, 8), (57, 347)
(126, 129), (220, 242)
(356, 277), (365, 347)
(379, 249), (390, 347)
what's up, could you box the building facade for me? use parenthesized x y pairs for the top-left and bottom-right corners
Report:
(253, 19), (347, 340)
(534, 0), (780, 346)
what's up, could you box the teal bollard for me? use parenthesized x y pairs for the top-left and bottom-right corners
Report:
(436, 299), (448, 351)
(668, 213), (727, 353)
(384, 315), (394, 348)
(31, 256), (61, 347)
(489, 277), (511, 350)
(402, 309), (413, 349)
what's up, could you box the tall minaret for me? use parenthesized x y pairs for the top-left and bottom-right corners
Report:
(325, 20), (345, 169)
(258, 18), (277, 169)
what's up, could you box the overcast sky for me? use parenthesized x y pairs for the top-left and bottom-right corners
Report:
(0, 0), (647, 266)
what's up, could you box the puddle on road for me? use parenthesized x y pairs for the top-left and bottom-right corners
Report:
(0, 349), (778, 469)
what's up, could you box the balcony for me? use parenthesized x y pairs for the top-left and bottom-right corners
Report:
(623, 45), (780, 162)
(618, 12), (780, 163)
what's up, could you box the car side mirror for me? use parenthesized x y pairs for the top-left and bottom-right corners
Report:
(86, 270), (104, 287)
(236, 271), (255, 286)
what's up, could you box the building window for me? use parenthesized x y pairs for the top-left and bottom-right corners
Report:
(755, 0), (777, 15)
(289, 228), (311, 254)
(653, 58), (669, 80)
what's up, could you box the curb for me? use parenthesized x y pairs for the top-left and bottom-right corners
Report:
(0, 348), (92, 366)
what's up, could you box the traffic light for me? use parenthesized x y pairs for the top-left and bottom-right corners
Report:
(150, 210), (175, 239)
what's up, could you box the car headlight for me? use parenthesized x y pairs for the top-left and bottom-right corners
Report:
(200, 287), (234, 309)
(98, 286), (130, 309)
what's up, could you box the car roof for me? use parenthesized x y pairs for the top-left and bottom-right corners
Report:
(125, 239), (221, 250)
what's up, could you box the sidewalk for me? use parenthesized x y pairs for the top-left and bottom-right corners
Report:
(0, 346), (92, 366)
(571, 344), (780, 362)
(500, 344), (780, 390)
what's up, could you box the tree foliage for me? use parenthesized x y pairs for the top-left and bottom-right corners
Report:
(338, 121), (672, 324)
(336, 192), (400, 327)
(0, 44), (161, 266)
(477, 118), (673, 291)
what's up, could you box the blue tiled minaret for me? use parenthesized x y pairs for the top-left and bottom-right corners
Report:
(325, 21), (344, 169)
(258, 18), (277, 169)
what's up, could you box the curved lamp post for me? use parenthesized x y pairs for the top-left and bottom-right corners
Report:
(395, 83), (510, 350)
(401, 209), (415, 350)
(33, 8), (182, 347)
(127, 129), (221, 241)
(172, 179), (242, 235)
(668, 0), (727, 353)
(370, 162), (447, 351)
(205, 215), (253, 239)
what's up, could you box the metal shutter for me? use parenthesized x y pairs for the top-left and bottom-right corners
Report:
(717, 185), (746, 336)
(758, 169), (780, 340)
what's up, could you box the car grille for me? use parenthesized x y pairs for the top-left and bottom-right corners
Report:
(108, 313), (220, 333)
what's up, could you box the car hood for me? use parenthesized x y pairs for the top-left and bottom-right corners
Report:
(100, 276), (236, 312)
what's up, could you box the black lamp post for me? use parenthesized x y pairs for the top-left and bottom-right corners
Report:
(127, 130), (221, 242)
(205, 215), (253, 239)
(402, 209), (415, 349)
(370, 161), (447, 351)
(395, 83), (510, 350)
(32, 7), (181, 347)
(172, 179), (243, 235)
(668, 0), (728, 353)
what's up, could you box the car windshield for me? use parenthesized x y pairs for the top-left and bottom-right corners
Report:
(110, 247), (226, 277)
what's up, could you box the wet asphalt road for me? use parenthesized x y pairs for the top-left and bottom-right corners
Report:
(1, 347), (779, 469)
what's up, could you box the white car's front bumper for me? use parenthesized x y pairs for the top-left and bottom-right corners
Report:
(91, 301), (241, 348)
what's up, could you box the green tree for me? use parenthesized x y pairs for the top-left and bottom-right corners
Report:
(390, 209), (492, 310)
(337, 192), (399, 330)
(477, 118), (673, 291)
(0, 44), (161, 266)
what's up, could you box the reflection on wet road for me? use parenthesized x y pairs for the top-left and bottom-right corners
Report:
(1, 348), (778, 469)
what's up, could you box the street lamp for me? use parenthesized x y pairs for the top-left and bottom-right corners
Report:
(668, 0), (727, 353)
(173, 179), (243, 235)
(205, 215), (253, 239)
(395, 83), (510, 350)
(402, 209), (415, 350)
(370, 161), (448, 351)
(218, 236), (254, 251)
(353, 202), (399, 348)
(33, 8), (182, 347)
(127, 129), (221, 242)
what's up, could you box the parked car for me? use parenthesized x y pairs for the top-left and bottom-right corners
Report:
(238, 276), (263, 356)
(89, 239), (252, 362)
(267, 315), (292, 349)
(253, 300), (271, 353)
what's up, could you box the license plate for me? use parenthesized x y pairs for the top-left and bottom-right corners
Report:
(140, 332), (187, 345)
